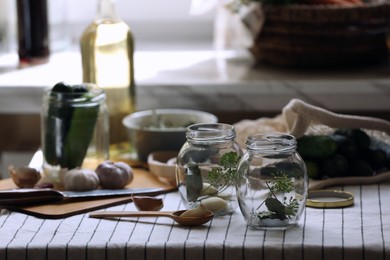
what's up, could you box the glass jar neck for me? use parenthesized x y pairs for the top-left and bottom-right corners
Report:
(96, 0), (119, 21)
(44, 84), (106, 105)
(186, 123), (236, 143)
(246, 133), (296, 154)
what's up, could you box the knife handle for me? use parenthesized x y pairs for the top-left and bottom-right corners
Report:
(0, 189), (63, 206)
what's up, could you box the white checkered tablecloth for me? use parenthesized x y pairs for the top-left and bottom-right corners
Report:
(1, 183), (389, 260)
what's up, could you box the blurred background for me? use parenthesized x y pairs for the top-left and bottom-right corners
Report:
(1, 0), (389, 177)
(0, 0), (215, 58)
(0, 0), (217, 176)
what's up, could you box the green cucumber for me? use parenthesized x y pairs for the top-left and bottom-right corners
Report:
(335, 128), (370, 152)
(305, 160), (321, 180)
(297, 135), (337, 159)
(62, 103), (99, 168)
(43, 82), (99, 169)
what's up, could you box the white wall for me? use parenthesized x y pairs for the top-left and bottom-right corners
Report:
(0, 0), (16, 54)
(62, 0), (216, 48)
(66, 0), (202, 22)
(1, 0), (216, 54)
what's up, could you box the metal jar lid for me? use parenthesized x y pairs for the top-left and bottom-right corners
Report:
(306, 190), (355, 208)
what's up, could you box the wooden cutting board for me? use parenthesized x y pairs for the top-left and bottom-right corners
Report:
(0, 168), (176, 219)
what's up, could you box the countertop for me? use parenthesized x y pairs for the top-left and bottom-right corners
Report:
(1, 49), (390, 118)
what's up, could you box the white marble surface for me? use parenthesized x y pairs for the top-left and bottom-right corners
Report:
(0, 49), (390, 115)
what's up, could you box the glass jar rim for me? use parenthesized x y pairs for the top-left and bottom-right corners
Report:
(44, 83), (105, 104)
(246, 133), (296, 153)
(186, 123), (236, 141)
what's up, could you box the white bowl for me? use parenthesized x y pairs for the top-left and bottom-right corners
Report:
(147, 151), (177, 185)
(122, 109), (218, 161)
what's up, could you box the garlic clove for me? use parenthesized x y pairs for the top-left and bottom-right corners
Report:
(9, 165), (41, 188)
(180, 203), (208, 218)
(200, 197), (227, 213)
(200, 183), (218, 196)
(216, 191), (232, 200)
(132, 196), (164, 211)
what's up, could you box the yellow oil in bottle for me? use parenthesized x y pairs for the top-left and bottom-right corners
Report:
(80, 3), (136, 163)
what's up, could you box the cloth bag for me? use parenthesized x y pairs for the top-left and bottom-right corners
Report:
(234, 98), (390, 189)
(235, 98), (390, 146)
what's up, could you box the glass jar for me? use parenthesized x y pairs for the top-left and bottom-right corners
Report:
(236, 133), (308, 230)
(176, 123), (243, 216)
(41, 83), (109, 188)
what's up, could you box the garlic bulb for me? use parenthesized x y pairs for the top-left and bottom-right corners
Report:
(63, 168), (99, 191)
(95, 161), (133, 189)
(9, 165), (41, 188)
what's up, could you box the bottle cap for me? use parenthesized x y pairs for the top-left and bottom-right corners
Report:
(306, 190), (354, 208)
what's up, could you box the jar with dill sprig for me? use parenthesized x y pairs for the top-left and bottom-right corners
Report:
(236, 133), (308, 230)
(176, 123), (243, 216)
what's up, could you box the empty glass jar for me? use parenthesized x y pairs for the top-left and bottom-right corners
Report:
(176, 123), (243, 216)
(236, 133), (308, 230)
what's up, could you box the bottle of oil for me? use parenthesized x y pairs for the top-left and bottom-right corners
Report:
(80, 0), (135, 161)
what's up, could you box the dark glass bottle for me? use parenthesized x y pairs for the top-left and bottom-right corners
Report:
(16, 0), (49, 63)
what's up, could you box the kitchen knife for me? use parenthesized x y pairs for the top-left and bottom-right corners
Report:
(0, 187), (170, 206)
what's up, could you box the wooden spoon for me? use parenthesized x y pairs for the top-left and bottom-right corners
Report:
(89, 209), (213, 226)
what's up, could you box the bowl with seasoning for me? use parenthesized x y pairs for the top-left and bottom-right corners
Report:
(122, 109), (218, 162)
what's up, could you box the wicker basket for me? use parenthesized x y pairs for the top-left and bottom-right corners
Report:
(250, 1), (390, 68)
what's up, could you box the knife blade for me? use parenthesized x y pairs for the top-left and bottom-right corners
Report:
(0, 187), (169, 206)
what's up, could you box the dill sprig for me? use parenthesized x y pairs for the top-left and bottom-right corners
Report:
(207, 152), (241, 193)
